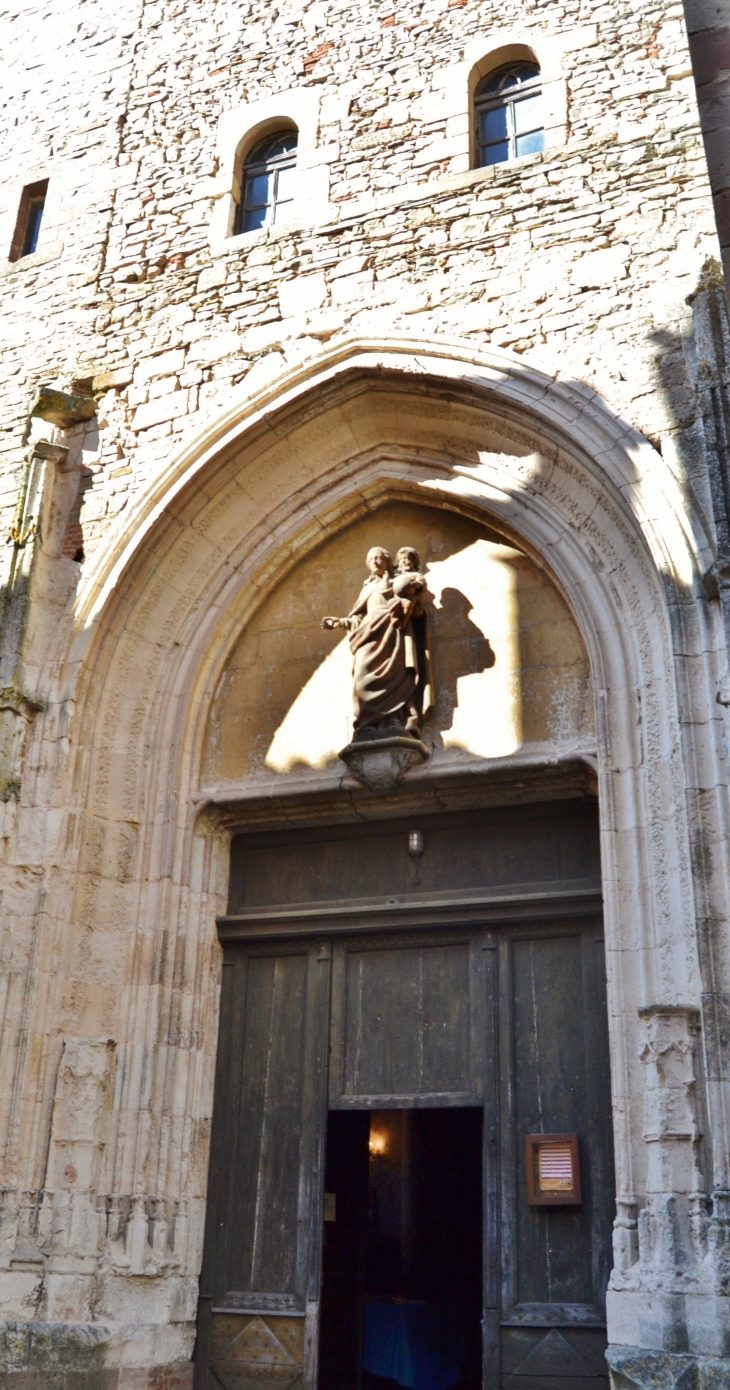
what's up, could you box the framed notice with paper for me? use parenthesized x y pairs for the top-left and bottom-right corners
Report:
(525, 1133), (582, 1206)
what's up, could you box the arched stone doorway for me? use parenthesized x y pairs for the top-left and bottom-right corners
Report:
(195, 492), (614, 1389)
(13, 340), (726, 1386)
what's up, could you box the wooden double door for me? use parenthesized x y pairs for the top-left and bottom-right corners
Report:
(195, 799), (614, 1390)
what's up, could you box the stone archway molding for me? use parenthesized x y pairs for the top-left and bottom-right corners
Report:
(8, 335), (730, 1375)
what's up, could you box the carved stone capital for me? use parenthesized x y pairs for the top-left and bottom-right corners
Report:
(339, 735), (429, 793)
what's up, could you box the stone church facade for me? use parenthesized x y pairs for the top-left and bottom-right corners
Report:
(2, 0), (730, 1387)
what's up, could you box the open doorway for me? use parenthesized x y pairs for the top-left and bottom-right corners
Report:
(318, 1108), (483, 1390)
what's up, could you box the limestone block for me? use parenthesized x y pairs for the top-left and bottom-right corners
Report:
(134, 349), (186, 382)
(278, 272), (327, 319)
(131, 391), (189, 431)
(330, 269), (375, 304)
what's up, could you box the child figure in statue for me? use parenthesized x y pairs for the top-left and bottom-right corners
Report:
(321, 545), (433, 743)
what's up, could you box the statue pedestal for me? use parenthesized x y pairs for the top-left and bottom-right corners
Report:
(339, 735), (429, 793)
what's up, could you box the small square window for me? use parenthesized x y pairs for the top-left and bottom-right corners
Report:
(9, 179), (49, 262)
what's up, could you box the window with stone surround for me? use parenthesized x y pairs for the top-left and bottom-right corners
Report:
(474, 63), (545, 167)
(9, 179), (49, 261)
(235, 130), (298, 234)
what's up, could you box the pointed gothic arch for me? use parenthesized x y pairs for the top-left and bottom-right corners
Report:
(19, 337), (730, 1362)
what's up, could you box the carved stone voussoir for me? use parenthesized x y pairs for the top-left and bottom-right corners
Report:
(339, 735), (429, 793)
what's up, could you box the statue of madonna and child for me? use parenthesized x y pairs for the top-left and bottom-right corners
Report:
(321, 545), (433, 750)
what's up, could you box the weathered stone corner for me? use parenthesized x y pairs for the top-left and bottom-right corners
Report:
(607, 1347), (730, 1389)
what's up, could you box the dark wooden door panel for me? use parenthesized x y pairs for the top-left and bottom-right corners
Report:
(498, 922), (613, 1337)
(228, 801), (601, 912)
(196, 942), (330, 1390)
(230, 952), (309, 1294)
(501, 1326), (609, 1387)
(329, 933), (486, 1106)
(199, 804), (613, 1390)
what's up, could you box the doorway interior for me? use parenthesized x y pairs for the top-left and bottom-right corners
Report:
(195, 790), (613, 1390)
(318, 1108), (483, 1390)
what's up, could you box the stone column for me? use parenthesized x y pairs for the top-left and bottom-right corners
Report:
(683, 0), (730, 285)
(607, 1006), (730, 1387)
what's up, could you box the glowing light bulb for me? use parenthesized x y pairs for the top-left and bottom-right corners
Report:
(369, 1132), (386, 1156)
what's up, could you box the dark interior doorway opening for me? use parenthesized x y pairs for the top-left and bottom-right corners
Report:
(318, 1108), (483, 1390)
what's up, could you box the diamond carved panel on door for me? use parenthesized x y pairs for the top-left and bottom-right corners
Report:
(211, 1310), (305, 1390)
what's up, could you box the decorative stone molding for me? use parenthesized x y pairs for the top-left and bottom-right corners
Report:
(639, 1007), (702, 1148)
(1, 1040), (120, 1277)
(0, 1184), (198, 1280)
(614, 1199), (641, 1276)
(47, 1039), (116, 1197)
(636, 1008), (705, 1289)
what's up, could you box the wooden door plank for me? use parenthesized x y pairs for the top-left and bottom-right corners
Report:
(344, 945), (423, 1096)
(480, 936), (499, 1310)
(480, 934), (500, 1390)
(498, 933), (517, 1317)
(332, 936), (476, 1105)
(217, 884), (603, 941)
(580, 927), (615, 1315)
(298, 942), (332, 1390)
(328, 943), (346, 1107)
(203, 948), (249, 1297)
(511, 931), (593, 1308)
(195, 948), (248, 1390)
(249, 953), (309, 1293)
(421, 942), (472, 1094)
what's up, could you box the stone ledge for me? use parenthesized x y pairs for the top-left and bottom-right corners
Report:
(607, 1347), (730, 1390)
(0, 1324), (192, 1389)
(0, 1370), (192, 1390)
(0, 1320), (111, 1374)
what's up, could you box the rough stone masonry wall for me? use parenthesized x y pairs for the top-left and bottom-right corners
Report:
(0, 0), (721, 596)
(0, 0), (727, 1383)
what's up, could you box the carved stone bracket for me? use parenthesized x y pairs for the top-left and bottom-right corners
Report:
(30, 386), (96, 430)
(339, 735), (429, 793)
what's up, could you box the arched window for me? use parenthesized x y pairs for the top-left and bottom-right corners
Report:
(474, 62), (545, 167)
(235, 129), (298, 234)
